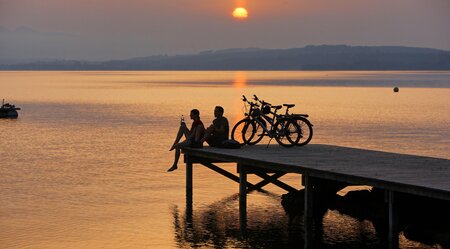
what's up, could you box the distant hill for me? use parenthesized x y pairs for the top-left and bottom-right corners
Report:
(2, 45), (450, 70)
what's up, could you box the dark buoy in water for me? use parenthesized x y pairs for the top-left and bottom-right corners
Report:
(393, 87), (399, 93)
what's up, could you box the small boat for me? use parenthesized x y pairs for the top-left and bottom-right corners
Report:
(0, 99), (21, 118)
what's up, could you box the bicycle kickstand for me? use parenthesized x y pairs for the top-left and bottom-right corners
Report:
(266, 138), (273, 148)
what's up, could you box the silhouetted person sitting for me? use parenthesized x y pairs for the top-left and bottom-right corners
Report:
(201, 106), (229, 147)
(168, 109), (205, 172)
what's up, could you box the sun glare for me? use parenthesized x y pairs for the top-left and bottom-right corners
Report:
(232, 7), (248, 19)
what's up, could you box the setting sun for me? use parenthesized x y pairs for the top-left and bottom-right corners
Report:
(232, 7), (248, 19)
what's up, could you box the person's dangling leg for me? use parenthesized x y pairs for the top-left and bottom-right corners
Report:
(168, 139), (191, 172)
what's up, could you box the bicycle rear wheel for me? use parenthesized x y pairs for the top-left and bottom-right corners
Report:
(294, 117), (313, 146)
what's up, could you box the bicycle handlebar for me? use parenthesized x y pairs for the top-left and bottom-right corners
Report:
(253, 95), (271, 107)
(242, 95), (259, 107)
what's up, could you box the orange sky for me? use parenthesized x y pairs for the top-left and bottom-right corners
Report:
(0, 0), (449, 61)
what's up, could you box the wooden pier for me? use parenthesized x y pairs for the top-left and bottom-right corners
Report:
(182, 144), (450, 248)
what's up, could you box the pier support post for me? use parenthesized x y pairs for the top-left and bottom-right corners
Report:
(388, 190), (399, 249)
(186, 159), (193, 207)
(303, 173), (314, 249)
(185, 155), (194, 226)
(238, 163), (247, 233)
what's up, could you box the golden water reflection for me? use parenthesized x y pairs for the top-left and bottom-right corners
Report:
(1, 71), (449, 249)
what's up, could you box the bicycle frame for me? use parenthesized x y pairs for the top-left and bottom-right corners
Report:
(249, 105), (290, 138)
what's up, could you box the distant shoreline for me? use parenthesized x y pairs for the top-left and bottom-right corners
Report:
(2, 45), (449, 71)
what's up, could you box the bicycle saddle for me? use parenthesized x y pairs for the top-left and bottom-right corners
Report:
(283, 104), (295, 108)
(272, 105), (283, 110)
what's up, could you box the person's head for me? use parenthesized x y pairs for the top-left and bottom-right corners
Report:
(190, 109), (200, 120)
(214, 106), (224, 118)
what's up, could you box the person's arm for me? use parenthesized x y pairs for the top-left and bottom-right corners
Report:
(189, 126), (196, 140)
(194, 124), (205, 142)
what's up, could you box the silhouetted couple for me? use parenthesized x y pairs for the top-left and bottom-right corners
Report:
(168, 106), (229, 172)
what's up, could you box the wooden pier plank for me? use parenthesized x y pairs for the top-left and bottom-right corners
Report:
(183, 144), (450, 201)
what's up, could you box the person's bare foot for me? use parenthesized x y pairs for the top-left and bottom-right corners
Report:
(167, 165), (178, 172)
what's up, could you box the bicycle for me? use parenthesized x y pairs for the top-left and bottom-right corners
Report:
(247, 95), (313, 146)
(231, 96), (261, 145)
(231, 95), (301, 147)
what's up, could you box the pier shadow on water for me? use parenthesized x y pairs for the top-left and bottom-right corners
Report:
(172, 192), (304, 249)
(171, 189), (450, 249)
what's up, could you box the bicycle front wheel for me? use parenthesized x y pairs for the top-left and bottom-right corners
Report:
(274, 118), (300, 147)
(231, 118), (256, 145)
(246, 117), (266, 145)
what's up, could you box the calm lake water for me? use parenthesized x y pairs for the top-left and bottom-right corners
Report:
(1, 71), (449, 249)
